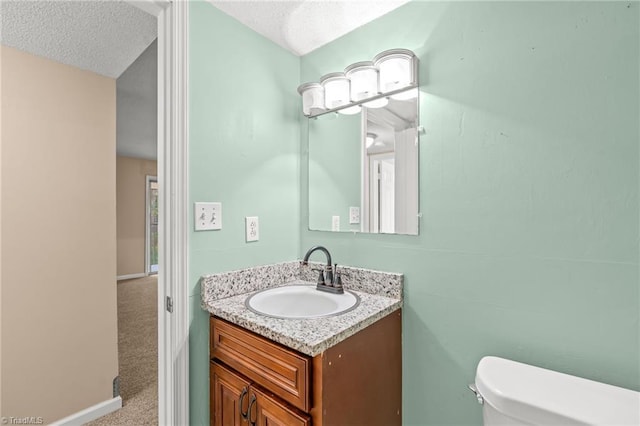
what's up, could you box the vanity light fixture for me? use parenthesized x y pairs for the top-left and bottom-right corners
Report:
(363, 97), (389, 108)
(320, 72), (351, 109)
(366, 132), (377, 148)
(297, 48), (418, 117)
(297, 82), (325, 116)
(345, 61), (378, 102)
(390, 87), (418, 101)
(373, 48), (418, 94)
(339, 105), (362, 115)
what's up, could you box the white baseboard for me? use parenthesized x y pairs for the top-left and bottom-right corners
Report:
(117, 273), (147, 281)
(50, 396), (122, 426)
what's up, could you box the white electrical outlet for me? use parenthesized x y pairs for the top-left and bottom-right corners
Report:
(245, 216), (259, 242)
(194, 202), (222, 231)
(331, 215), (340, 232)
(349, 206), (360, 224)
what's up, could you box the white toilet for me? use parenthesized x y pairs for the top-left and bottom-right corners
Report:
(470, 356), (640, 425)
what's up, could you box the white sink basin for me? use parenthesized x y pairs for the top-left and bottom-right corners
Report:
(245, 285), (360, 319)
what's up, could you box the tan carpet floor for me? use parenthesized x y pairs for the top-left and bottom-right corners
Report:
(87, 276), (158, 425)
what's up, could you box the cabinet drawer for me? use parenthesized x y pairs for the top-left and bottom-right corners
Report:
(211, 317), (310, 412)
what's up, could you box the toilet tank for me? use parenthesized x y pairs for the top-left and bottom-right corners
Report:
(473, 356), (640, 426)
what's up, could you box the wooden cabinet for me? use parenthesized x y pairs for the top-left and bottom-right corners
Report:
(210, 311), (402, 426)
(211, 361), (310, 426)
(211, 318), (310, 411)
(211, 362), (250, 426)
(250, 386), (310, 426)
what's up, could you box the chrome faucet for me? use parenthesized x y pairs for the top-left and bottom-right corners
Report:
(301, 245), (344, 294)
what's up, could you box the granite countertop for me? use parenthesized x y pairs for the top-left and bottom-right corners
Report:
(204, 279), (402, 356)
(201, 261), (403, 357)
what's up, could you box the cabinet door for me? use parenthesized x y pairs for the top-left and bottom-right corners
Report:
(248, 386), (310, 426)
(211, 362), (251, 426)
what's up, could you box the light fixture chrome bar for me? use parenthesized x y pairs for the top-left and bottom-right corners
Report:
(299, 48), (419, 118)
(307, 83), (419, 119)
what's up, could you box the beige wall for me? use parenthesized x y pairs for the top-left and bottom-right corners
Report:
(116, 156), (156, 276)
(0, 43), (4, 418)
(0, 45), (118, 422)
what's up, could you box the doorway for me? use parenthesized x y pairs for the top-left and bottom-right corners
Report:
(1, 0), (188, 423)
(369, 152), (396, 234)
(91, 0), (190, 422)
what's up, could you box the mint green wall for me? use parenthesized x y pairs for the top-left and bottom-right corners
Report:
(189, 2), (639, 425)
(300, 2), (639, 425)
(189, 2), (300, 424)
(308, 112), (361, 231)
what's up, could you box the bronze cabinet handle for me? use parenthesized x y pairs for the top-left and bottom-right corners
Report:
(239, 387), (249, 420)
(248, 394), (257, 426)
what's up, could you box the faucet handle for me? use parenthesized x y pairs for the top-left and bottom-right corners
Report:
(332, 264), (345, 288)
(334, 266), (351, 288)
(311, 268), (325, 285)
(334, 272), (343, 288)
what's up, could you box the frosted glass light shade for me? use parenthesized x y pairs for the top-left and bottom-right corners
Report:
(320, 72), (350, 109)
(337, 105), (361, 115)
(297, 82), (325, 116)
(366, 132), (377, 148)
(363, 97), (389, 108)
(345, 61), (378, 102)
(374, 49), (417, 93)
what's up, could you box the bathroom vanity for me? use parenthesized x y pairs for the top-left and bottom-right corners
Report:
(201, 261), (404, 426)
(210, 311), (401, 425)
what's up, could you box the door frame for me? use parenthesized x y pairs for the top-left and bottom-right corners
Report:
(145, 175), (158, 275)
(126, 1), (190, 425)
(367, 151), (394, 234)
(370, 153), (395, 234)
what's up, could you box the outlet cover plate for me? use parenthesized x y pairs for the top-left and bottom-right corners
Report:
(331, 215), (340, 232)
(245, 216), (259, 242)
(194, 202), (222, 231)
(349, 206), (360, 224)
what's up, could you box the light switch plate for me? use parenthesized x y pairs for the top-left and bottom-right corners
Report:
(245, 216), (259, 242)
(349, 206), (360, 224)
(194, 202), (222, 231)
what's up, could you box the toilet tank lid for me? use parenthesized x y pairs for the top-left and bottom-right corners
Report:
(475, 356), (640, 426)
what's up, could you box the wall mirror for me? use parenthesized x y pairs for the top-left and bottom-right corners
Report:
(308, 89), (419, 235)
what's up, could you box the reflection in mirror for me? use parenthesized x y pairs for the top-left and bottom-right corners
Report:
(308, 89), (419, 235)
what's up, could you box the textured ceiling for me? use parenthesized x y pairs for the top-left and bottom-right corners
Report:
(0, 0), (157, 78)
(1, 0), (409, 160)
(207, 0), (410, 56)
(117, 40), (157, 160)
